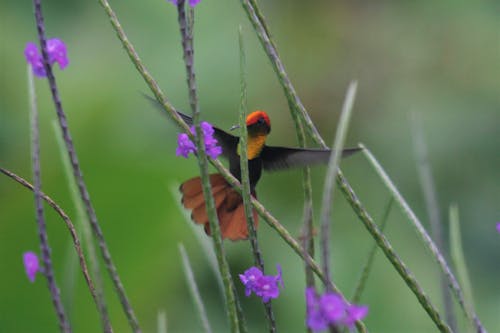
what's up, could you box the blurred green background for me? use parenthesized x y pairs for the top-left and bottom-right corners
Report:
(1, 0), (499, 332)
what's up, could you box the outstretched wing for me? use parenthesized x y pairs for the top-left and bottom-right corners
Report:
(144, 94), (238, 160)
(260, 146), (361, 171)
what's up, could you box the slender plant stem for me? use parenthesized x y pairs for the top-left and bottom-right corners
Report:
(33, 1), (140, 331)
(238, 26), (276, 333)
(176, 2), (240, 332)
(333, 166), (451, 332)
(98, 0), (190, 134)
(240, 0), (327, 147)
(53, 121), (112, 333)
(300, 205), (314, 333)
(242, 0), (319, 319)
(351, 198), (393, 303)
(28, 64), (71, 333)
(360, 144), (485, 333)
(0, 167), (108, 331)
(179, 244), (213, 333)
(319, 82), (357, 292)
(242, 1), (318, 321)
(449, 204), (476, 332)
(301, 166), (315, 287)
(411, 112), (457, 331)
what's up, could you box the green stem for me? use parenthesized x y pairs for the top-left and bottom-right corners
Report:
(0, 167), (102, 331)
(301, 166), (315, 288)
(241, 4), (319, 327)
(351, 198), (393, 303)
(360, 144), (485, 333)
(176, 2), (240, 332)
(449, 204), (476, 332)
(98, 0), (191, 134)
(238, 26), (276, 333)
(335, 167), (451, 332)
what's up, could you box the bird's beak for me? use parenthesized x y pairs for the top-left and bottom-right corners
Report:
(229, 124), (240, 131)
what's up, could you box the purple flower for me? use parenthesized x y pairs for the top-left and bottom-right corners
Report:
(176, 133), (197, 158)
(193, 122), (223, 159)
(24, 42), (46, 77)
(23, 252), (39, 283)
(24, 38), (68, 77)
(239, 266), (263, 296)
(305, 288), (329, 331)
(343, 304), (369, 329)
(496, 223), (500, 234)
(320, 293), (345, 322)
(305, 287), (368, 332)
(167, 0), (201, 7)
(239, 265), (283, 302)
(47, 38), (69, 69)
(176, 122), (222, 159)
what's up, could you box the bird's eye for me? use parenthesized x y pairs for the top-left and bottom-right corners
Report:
(258, 117), (266, 124)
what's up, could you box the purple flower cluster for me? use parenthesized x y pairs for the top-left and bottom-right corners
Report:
(176, 122), (222, 159)
(167, 0), (201, 7)
(24, 38), (68, 77)
(23, 252), (40, 283)
(239, 265), (283, 303)
(496, 223), (500, 234)
(306, 288), (368, 331)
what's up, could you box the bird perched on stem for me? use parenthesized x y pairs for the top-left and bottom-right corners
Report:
(175, 109), (360, 241)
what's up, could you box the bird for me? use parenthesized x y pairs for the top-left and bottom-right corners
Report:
(174, 108), (361, 241)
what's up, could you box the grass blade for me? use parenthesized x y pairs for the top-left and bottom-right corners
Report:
(179, 244), (213, 333)
(449, 204), (476, 332)
(319, 81), (357, 291)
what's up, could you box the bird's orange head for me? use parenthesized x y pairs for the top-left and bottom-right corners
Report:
(246, 110), (271, 135)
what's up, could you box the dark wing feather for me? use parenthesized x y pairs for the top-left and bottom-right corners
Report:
(261, 145), (361, 171)
(144, 94), (238, 160)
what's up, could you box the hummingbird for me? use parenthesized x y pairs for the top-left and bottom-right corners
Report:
(175, 109), (360, 241)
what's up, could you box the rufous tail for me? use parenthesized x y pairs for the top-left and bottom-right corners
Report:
(180, 174), (258, 241)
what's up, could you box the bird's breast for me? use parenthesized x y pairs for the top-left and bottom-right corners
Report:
(244, 135), (267, 160)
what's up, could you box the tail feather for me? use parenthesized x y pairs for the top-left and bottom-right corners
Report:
(180, 174), (227, 197)
(183, 184), (226, 209)
(222, 204), (246, 240)
(190, 189), (226, 224)
(180, 174), (258, 241)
